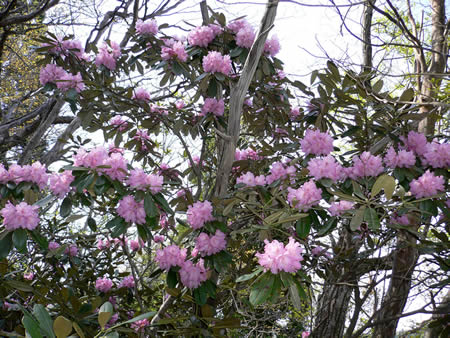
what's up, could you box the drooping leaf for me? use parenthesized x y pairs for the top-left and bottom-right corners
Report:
(53, 316), (72, 338)
(350, 207), (366, 231)
(33, 304), (55, 338)
(371, 174), (395, 200)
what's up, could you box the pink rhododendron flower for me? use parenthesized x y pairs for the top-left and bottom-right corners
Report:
(384, 147), (416, 168)
(48, 241), (60, 250)
(73, 147), (109, 169)
(264, 35), (281, 57)
(129, 239), (141, 252)
(119, 276), (135, 288)
(97, 238), (110, 250)
(187, 25), (219, 47)
(256, 237), (304, 274)
(235, 148), (261, 161)
(147, 174), (163, 193)
(311, 246), (325, 256)
(409, 170), (444, 198)
(236, 172), (266, 187)
(175, 100), (185, 109)
(95, 41), (121, 70)
(290, 106), (301, 119)
(161, 39), (188, 62)
(57, 72), (85, 93)
(117, 196), (146, 224)
(24, 272), (34, 280)
(287, 181), (322, 211)
(95, 278), (113, 292)
(1, 201), (40, 231)
(28, 162), (49, 189)
(8, 164), (29, 184)
(132, 88), (151, 102)
(236, 27), (255, 48)
(105, 313), (119, 329)
(49, 171), (74, 198)
(127, 169), (149, 190)
(266, 161), (296, 185)
(302, 332), (310, 338)
(131, 319), (149, 332)
(421, 142), (450, 168)
(187, 200), (214, 229)
(227, 19), (252, 33)
(301, 129), (334, 156)
(136, 19), (158, 35)
(391, 215), (410, 225)
(154, 235), (165, 243)
(201, 98), (224, 116)
(202, 51), (232, 75)
(349, 152), (384, 178)
(61, 39), (88, 59)
(329, 201), (354, 216)
(39, 64), (67, 86)
(65, 244), (78, 256)
(104, 153), (128, 181)
(307, 155), (345, 182)
(402, 131), (427, 156)
(155, 244), (187, 270)
(195, 230), (227, 256)
(110, 116), (128, 131)
(0, 164), (9, 183)
(179, 259), (208, 289)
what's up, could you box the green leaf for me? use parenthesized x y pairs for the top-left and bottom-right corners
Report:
(296, 216), (311, 239)
(60, 197), (72, 218)
(144, 194), (158, 218)
(13, 228), (27, 252)
(364, 208), (380, 230)
(399, 88), (414, 102)
(193, 284), (208, 305)
(0, 231), (12, 259)
(249, 273), (277, 306)
(23, 314), (44, 338)
(86, 217), (97, 232)
(350, 206), (366, 231)
(98, 302), (113, 329)
(167, 269), (178, 289)
(153, 193), (173, 215)
(53, 316), (72, 338)
(371, 174), (395, 200)
(33, 304), (55, 338)
(207, 78), (217, 97)
(236, 267), (263, 283)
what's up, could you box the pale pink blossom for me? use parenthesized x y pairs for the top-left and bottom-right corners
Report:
(179, 259), (208, 289)
(29, 162), (49, 189)
(117, 196), (146, 224)
(95, 41), (121, 71)
(161, 39), (188, 62)
(97, 238), (110, 250)
(195, 230), (227, 256)
(65, 244), (78, 256)
(302, 332), (310, 338)
(129, 239), (142, 252)
(301, 129), (334, 156)
(132, 88), (151, 102)
(24, 272), (34, 280)
(154, 235), (165, 243)
(391, 215), (410, 225)
(256, 237), (304, 274)
(119, 276), (135, 288)
(307, 155), (345, 182)
(155, 244), (187, 270)
(188, 25), (219, 47)
(202, 51), (232, 75)
(49, 171), (74, 198)
(136, 19), (158, 35)
(236, 27), (255, 48)
(39, 64), (67, 86)
(127, 169), (149, 190)
(187, 201), (214, 229)
(175, 100), (185, 109)
(131, 319), (149, 332)
(57, 72), (84, 93)
(110, 116), (128, 131)
(402, 131), (427, 156)
(1, 201), (40, 231)
(384, 147), (415, 168)
(311, 246), (325, 256)
(73, 147), (109, 169)
(237, 172), (266, 187)
(235, 148), (261, 161)
(104, 153), (128, 181)
(147, 174), (163, 194)
(48, 241), (60, 250)
(227, 19), (252, 33)
(0, 164), (9, 184)
(329, 201), (354, 216)
(409, 170), (444, 198)
(290, 106), (301, 119)
(266, 162), (296, 184)
(287, 181), (322, 212)
(95, 278), (113, 292)
(349, 152), (384, 178)
(201, 98), (224, 116)
(264, 35), (281, 57)
(421, 142), (450, 168)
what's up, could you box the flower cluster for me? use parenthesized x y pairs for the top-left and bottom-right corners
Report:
(110, 116), (128, 131)
(264, 35), (281, 57)
(1, 202), (40, 231)
(384, 147), (415, 168)
(48, 241), (60, 250)
(104, 153), (128, 181)
(266, 161), (296, 184)
(287, 181), (322, 211)
(161, 39), (188, 62)
(119, 276), (135, 289)
(136, 19), (158, 35)
(65, 244), (78, 256)
(307, 155), (345, 182)
(95, 41), (121, 70)
(195, 230), (227, 256)
(45, 38), (89, 60)
(187, 201), (214, 229)
(235, 148), (262, 161)
(155, 244), (187, 270)
(187, 25), (221, 47)
(116, 196), (146, 224)
(236, 172), (266, 187)
(228, 19), (255, 48)
(256, 237), (304, 274)
(201, 98), (224, 116)
(301, 129), (334, 156)
(421, 142), (450, 168)
(132, 88), (151, 102)
(202, 51), (232, 75)
(95, 278), (113, 292)
(348, 152), (384, 179)
(49, 171), (75, 198)
(40, 64), (85, 92)
(329, 201), (354, 216)
(179, 259), (208, 289)
(127, 169), (163, 193)
(409, 170), (444, 198)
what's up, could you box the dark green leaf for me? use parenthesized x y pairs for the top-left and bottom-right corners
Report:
(144, 194), (158, 218)
(33, 304), (55, 338)
(13, 228), (27, 252)
(296, 216), (311, 239)
(167, 269), (178, 289)
(350, 207), (366, 231)
(364, 208), (380, 230)
(249, 273), (276, 306)
(60, 197), (72, 218)
(153, 193), (173, 215)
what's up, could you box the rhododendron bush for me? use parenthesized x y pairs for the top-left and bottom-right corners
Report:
(0, 1), (448, 337)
